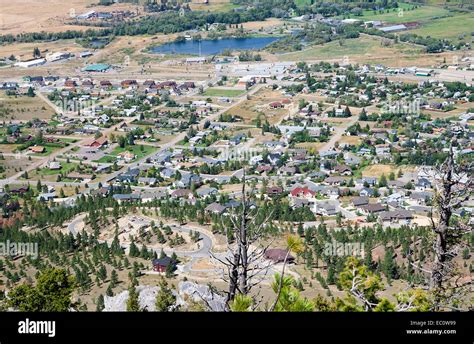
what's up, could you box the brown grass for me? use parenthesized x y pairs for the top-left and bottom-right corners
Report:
(0, 0), (138, 35)
(0, 92), (55, 121)
(0, 155), (34, 178)
(224, 88), (290, 125)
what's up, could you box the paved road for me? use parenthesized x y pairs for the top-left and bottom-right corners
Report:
(318, 115), (359, 153)
(66, 213), (214, 273)
(0, 112), (137, 188)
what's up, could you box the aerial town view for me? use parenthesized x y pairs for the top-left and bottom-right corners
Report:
(0, 0), (473, 335)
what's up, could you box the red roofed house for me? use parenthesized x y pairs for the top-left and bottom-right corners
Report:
(290, 187), (315, 199)
(86, 136), (108, 148)
(269, 101), (283, 109)
(121, 80), (138, 89)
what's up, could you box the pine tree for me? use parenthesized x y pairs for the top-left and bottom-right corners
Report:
(110, 270), (118, 287)
(382, 246), (398, 283)
(327, 263), (336, 285)
(126, 286), (140, 312)
(98, 265), (107, 282)
(165, 263), (174, 278)
(171, 252), (178, 263)
(155, 278), (176, 312)
(297, 223), (304, 237)
(106, 284), (114, 297)
(129, 241), (139, 257)
(96, 294), (105, 311)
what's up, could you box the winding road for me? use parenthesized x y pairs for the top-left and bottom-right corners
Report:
(66, 213), (215, 273)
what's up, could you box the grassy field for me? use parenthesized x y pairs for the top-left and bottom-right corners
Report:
(95, 144), (156, 163)
(344, 3), (449, 24)
(223, 88), (289, 125)
(278, 35), (423, 62)
(0, 155), (33, 178)
(203, 88), (246, 97)
(0, 92), (55, 121)
(409, 13), (474, 40)
(34, 162), (77, 176)
(189, 0), (238, 13)
(361, 164), (417, 177)
(341, 3), (472, 41)
(294, 0), (312, 7)
(33, 147), (59, 157)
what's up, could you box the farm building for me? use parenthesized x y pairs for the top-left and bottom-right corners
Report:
(378, 24), (407, 33)
(15, 58), (46, 68)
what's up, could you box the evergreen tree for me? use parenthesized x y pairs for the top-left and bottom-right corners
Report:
(129, 241), (140, 257)
(6, 268), (75, 312)
(96, 294), (105, 312)
(297, 223), (304, 237)
(382, 246), (398, 283)
(155, 278), (176, 312)
(126, 286), (140, 312)
(110, 270), (118, 287)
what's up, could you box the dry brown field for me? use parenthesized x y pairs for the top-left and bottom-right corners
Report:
(0, 91), (55, 121)
(0, 0), (138, 35)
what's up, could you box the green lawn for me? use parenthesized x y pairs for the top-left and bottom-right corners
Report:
(95, 144), (157, 163)
(203, 88), (246, 97)
(60, 138), (78, 143)
(30, 146), (60, 157)
(36, 162), (77, 176)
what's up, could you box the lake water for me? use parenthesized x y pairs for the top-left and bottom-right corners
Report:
(150, 36), (280, 55)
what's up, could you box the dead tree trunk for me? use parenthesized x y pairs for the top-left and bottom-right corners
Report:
(430, 147), (472, 302)
(216, 168), (274, 308)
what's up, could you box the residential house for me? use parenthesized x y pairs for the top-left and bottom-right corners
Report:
(332, 164), (352, 175)
(359, 187), (375, 197)
(324, 176), (345, 186)
(360, 203), (386, 215)
(315, 202), (337, 216)
(265, 249), (294, 264)
(352, 196), (369, 207)
(290, 187), (315, 199)
(137, 177), (157, 186)
(205, 202), (226, 215)
(152, 257), (174, 273)
(379, 209), (413, 224)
